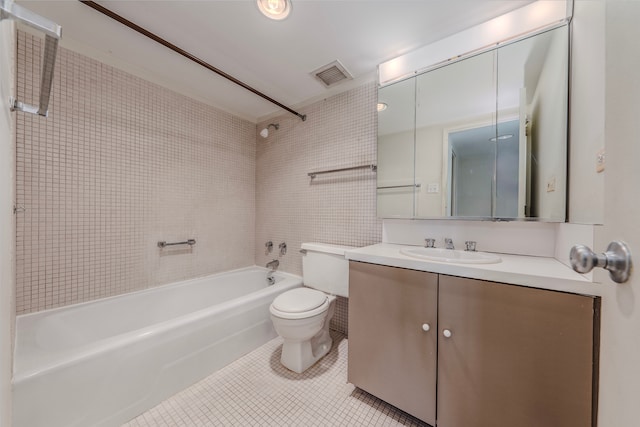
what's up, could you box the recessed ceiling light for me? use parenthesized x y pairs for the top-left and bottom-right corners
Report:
(257, 0), (291, 20)
(377, 102), (388, 112)
(489, 134), (513, 142)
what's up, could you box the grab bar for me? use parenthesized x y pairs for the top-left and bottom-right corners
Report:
(157, 239), (196, 248)
(377, 184), (421, 190)
(1, 0), (61, 117)
(308, 164), (377, 179)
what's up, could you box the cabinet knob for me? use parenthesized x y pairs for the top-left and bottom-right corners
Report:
(443, 329), (452, 338)
(422, 323), (430, 332)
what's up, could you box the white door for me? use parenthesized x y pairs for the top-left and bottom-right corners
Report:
(0, 18), (14, 427)
(591, 2), (640, 426)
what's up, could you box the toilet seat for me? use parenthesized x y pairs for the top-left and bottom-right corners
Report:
(270, 288), (330, 320)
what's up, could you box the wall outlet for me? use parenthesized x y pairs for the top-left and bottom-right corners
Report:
(546, 176), (556, 192)
(596, 148), (605, 173)
(427, 183), (440, 194)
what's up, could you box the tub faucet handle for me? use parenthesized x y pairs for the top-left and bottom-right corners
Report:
(465, 241), (477, 252)
(424, 238), (436, 248)
(265, 241), (273, 255)
(279, 242), (287, 256)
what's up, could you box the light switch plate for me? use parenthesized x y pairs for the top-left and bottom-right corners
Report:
(546, 176), (556, 192)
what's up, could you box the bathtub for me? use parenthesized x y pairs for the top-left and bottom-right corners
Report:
(13, 266), (302, 427)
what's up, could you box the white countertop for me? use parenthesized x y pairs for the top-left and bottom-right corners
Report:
(345, 243), (601, 297)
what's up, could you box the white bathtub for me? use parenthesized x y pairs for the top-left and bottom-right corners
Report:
(13, 266), (302, 427)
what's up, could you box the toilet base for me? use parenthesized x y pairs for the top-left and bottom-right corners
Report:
(280, 329), (332, 374)
(278, 298), (336, 373)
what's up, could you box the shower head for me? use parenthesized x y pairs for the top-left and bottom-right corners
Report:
(260, 123), (279, 138)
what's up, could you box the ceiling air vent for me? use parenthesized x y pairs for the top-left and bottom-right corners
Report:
(312, 60), (353, 87)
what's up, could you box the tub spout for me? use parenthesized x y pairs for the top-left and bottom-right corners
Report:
(266, 259), (279, 272)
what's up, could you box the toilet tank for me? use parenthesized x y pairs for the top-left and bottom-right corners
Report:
(301, 242), (355, 298)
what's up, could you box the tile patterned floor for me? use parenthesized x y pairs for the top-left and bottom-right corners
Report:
(123, 331), (429, 426)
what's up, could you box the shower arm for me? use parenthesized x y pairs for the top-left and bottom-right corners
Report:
(1, 0), (61, 117)
(79, 1), (307, 122)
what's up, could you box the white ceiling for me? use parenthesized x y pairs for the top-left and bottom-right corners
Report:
(17, 0), (533, 123)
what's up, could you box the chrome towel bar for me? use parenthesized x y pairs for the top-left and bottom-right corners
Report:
(157, 239), (196, 248)
(308, 164), (377, 179)
(377, 184), (421, 190)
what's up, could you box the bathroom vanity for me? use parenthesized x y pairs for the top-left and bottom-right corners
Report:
(346, 244), (600, 427)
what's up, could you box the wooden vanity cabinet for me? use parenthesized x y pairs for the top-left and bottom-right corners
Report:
(348, 262), (600, 427)
(348, 261), (438, 425)
(438, 275), (599, 427)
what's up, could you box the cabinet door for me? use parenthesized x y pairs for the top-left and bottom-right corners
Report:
(438, 275), (599, 427)
(348, 261), (438, 425)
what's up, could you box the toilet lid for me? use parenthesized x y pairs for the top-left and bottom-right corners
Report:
(272, 288), (327, 313)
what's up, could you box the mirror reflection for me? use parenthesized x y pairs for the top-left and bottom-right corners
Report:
(376, 77), (416, 218)
(377, 25), (568, 221)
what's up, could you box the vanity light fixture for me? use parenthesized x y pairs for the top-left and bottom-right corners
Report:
(257, 0), (291, 20)
(377, 102), (388, 112)
(378, 1), (571, 86)
(489, 134), (513, 142)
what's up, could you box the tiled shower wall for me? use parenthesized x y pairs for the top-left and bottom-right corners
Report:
(255, 83), (383, 334)
(15, 32), (256, 314)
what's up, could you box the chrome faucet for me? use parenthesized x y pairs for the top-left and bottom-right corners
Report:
(265, 241), (273, 255)
(424, 238), (436, 248)
(266, 259), (279, 286)
(444, 238), (454, 250)
(465, 241), (477, 252)
(266, 259), (279, 272)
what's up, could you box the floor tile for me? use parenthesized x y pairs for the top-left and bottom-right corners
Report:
(123, 331), (428, 426)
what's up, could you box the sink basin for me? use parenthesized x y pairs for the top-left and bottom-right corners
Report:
(400, 247), (502, 264)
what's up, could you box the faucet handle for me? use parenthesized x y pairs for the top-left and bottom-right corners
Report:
(444, 238), (454, 250)
(424, 238), (436, 248)
(279, 242), (287, 256)
(465, 241), (477, 252)
(265, 241), (273, 255)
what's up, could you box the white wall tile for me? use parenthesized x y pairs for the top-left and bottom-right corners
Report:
(254, 84), (383, 334)
(15, 32), (256, 314)
(254, 83), (382, 276)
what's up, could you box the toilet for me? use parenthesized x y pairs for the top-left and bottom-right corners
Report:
(270, 242), (352, 373)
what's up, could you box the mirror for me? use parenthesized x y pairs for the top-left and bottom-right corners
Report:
(377, 25), (568, 221)
(376, 77), (416, 218)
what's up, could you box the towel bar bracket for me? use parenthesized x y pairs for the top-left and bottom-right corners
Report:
(9, 97), (41, 116)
